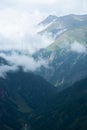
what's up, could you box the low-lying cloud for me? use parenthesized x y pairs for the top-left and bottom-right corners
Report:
(58, 41), (87, 54)
(0, 8), (52, 77)
(0, 52), (48, 77)
(0, 2), (87, 77)
(70, 41), (87, 53)
(0, 65), (18, 78)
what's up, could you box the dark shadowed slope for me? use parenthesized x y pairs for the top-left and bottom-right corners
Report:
(0, 70), (56, 130)
(33, 78), (87, 130)
(0, 69), (87, 130)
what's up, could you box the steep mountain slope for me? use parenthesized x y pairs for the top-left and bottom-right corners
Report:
(0, 69), (87, 130)
(39, 14), (87, 38)
(0, 70), (56, 130)
(0, 14), (87, 130)
(39, 15), (58, 26)
(33, 77), (87, 130)
(0, 57), (9, 65)
(35, 14), (87, 89)
(48, 26), (87, 51)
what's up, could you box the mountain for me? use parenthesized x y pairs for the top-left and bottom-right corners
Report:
(0, 69), (87, 130)
(39, 15), (58, 26)
(33, 77), (87, 130)
(0, 14), (87, 130)
(39, 14), (87, 38)
(0, 70), (56, 130)
(35, 14), (87, 90)
(0, 57), (9, 65)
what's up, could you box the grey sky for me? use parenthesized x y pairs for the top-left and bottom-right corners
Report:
(0, 0), (87, 16)
(0, 0), (87, 52)
(0, 0), (87, 76)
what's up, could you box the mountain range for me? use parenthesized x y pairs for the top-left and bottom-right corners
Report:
(0, 66), (87, 130)
(0, 14), (87, 130)
(35, 14), (87, 90)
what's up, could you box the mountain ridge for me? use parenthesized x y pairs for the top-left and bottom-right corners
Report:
(0, 69), (87, 130)
(35, 14), (87, 89)
(39, 14), (87, 38)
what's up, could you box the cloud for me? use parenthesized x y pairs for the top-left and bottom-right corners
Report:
(0, 65), (18, 78)
(0, 8), (53, 53)
(0, 0), (87, 16)
(1, 52), (48, 70)
(0, 52), (48, 77)
(17, 0), (57, 4)
(58, 41), (87, 54)
(0, 0), (87, 77)
(0, 0), (58, 5)
(0, 6), (52, 77)
(70, 41), (86, 53)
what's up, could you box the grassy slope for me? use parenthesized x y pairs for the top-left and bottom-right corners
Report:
(48, 26), (87, 51)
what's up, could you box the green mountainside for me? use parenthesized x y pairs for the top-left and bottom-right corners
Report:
(40, 14), (87, 37)
(48, 26), (87, 51)
(35, 14), (87, 89)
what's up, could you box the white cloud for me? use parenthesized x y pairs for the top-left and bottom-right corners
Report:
(1, 0), (87, 16)
(70, 41), (86, 53)
(0, 5), (52, 77)
(0, 0), (87, 77)
(0, 65), (18, 78)
(18, 0), (57, 4)
(0, 0), (86, 19)
(0, 8), (42, 37)
(0, 0), (58, 5)
(0, 8), (53, 53)
(0, 52), (48, 77)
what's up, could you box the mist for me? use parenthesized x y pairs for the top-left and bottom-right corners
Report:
(0, 8), (53, 77)
(58, 40), (87, 54)
(70, 41), (87, 53)
(0, 8), (53, 53)
(0, 0), (87, 77)
(0, 52), (49, 78)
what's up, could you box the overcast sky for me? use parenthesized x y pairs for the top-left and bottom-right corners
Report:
(0, 0), (87, 16)
(0, 0), (87, 32)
